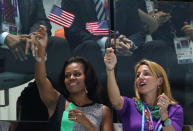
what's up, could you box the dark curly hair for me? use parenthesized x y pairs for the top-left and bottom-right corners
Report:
(59, 56), (104, 104)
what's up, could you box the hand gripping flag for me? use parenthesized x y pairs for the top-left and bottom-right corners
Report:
(48, 5), (75, 28)
(86, 20), (109, 36)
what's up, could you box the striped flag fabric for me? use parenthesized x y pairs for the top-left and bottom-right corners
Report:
(48, 5), (75, 28)
(86, 20), (109, 36)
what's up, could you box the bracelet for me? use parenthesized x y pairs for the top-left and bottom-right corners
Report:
(106, 68), (114, 72)
(161, 117), (171, 127)
(35, 54), (47, 62)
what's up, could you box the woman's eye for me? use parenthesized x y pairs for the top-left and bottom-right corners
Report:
(144, 72), (151, 76)
(74, 72), (81, 77)
(65, 73), (71, 78)
(136, 74), (140, 78)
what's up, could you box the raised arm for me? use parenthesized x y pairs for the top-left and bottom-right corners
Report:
(34, 25), (60, 117)
(104, 48), (124, 110)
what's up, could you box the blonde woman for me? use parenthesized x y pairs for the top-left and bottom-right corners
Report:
(104, 47), (184, 131)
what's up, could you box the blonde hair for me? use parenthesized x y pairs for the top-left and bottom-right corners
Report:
(134, 59), (177, 105)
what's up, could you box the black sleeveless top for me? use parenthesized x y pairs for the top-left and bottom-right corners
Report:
(48, 95), (66, 131)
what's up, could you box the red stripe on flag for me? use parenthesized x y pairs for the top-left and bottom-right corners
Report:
(49, 14), (72, 26)
(61, 12), (74, 22)
(86, 21), (109, 36)
(48, 5), (75, 28)
(48, 15), (72, 28)
(48, 16), (71, 27)
(50, 13), (73, 25)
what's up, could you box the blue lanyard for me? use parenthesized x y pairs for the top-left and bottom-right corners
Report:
(141, 104), (162, 131)
(141, 104), (145, 131)
(157, 124), (162, 131)
(154, 119), (162, 131)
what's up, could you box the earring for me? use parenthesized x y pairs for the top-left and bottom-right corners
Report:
(85, 88), (88, 94)
(157, 86), (160, 89)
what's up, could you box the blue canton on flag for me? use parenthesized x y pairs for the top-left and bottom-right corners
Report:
(48, 5), (75, 28)
(86, 20), (109, 36)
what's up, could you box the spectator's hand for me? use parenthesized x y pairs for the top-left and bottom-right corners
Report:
(23, 33), (37, 57)
(35, 25), (48, 49)
(104, 48), (117, 71)
(181, 22), (193, 40)
(138, 9), (171, 34)
(5, 34), (28, 61)
(138, 9), (159, 34)
(68, 109), (97, 130)
(154, 11), (171, 26)
(112, 35), (133, 56)
(157, 93), (170, 121)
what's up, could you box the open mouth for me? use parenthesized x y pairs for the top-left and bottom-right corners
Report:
(139, 82), (146, 86)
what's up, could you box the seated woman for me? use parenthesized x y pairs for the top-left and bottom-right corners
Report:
(104, 47), (184, 131)
(34, 25), (113, 131)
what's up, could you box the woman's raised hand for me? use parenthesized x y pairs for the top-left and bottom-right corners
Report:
(104, 48), (117, 71)
(35, 25), (48, 49)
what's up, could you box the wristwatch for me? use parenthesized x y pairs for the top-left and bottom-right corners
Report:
(161, 118), (171, 127)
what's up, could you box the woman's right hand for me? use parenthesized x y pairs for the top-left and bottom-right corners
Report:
(104, 48), (117, 71)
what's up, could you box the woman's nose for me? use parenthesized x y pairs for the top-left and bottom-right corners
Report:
(70, 74), (76, 79)
(139, 74), (144, 79)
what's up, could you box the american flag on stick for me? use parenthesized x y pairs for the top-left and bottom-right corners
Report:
(48, 5), (75, 28)
(86, 20), (109, 36)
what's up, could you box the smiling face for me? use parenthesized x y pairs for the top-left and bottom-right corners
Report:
(64, 62), (86, 95)
(135, 65), (161, 97)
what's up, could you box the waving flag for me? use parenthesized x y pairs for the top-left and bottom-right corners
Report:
(48, 5), (75, 28)
(86, 20), (109, 36)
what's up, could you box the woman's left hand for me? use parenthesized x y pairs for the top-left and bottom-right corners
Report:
(157, 93), (170, 120)
(68, 109), (95, 129)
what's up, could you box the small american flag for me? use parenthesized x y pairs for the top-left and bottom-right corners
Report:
(48, 5), (75, 28)
(86, 20), (109, 36)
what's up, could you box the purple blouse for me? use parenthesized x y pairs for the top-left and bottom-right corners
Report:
(116, 96), (184, 131)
